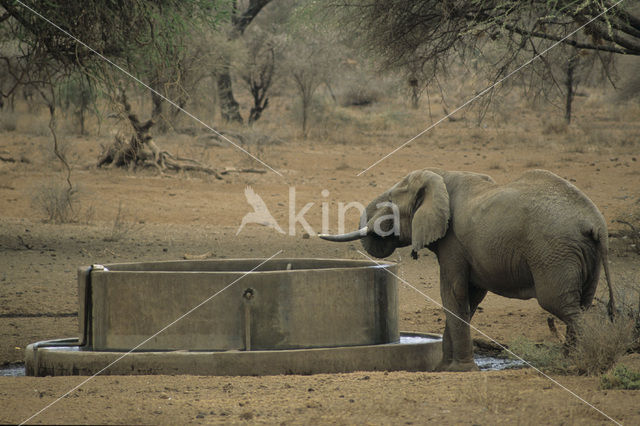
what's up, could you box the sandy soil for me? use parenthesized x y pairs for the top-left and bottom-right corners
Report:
(1, 99), (640, 424)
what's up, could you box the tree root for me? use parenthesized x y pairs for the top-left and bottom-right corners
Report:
(97, 90), (224, 179)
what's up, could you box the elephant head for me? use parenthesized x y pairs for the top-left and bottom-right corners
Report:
(320, 169), (451, 258)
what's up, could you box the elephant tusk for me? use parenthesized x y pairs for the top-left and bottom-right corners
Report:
(318, 226), (369, 242)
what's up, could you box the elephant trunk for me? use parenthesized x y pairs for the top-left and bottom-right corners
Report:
(360, 232), (399, 258)
(318, 226), (369, 242)
(319, 225), (398, 258)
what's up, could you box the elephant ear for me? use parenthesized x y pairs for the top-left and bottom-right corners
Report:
(410, 171), (450, 254)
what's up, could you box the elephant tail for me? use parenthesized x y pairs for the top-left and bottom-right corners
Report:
(595, 227), (616, 320)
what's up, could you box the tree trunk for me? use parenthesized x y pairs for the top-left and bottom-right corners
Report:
(78, 108), (85, 135)
(565, 54), (576, 124)
(411, 87), (420, 109)
(409, 77), (420, 109)
(248, 102), (266, 125)
(215, 0), (271, 124)
(301, 96), (309, 139)
(151, 90), (168, 133)
(247, 85), (269, 125)
(217, 67), (243, 124)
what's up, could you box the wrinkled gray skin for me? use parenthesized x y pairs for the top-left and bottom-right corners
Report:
(322, 168), (615, 372)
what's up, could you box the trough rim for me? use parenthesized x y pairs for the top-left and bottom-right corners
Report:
(91, 257), (397, 275)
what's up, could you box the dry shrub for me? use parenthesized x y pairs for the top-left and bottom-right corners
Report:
(31, 180), (94, 224)
(571, 309), (636, 375)
(27, 119), (51, 137)
(615, 206), (640, 254)
(31, 181), (78, 223)
(47, 137), (76, 167)
(0, 112), (17, 131)
(506, 308), (637, 376)
(312, 103), (370, 143)
(542, 119), (568, 135)
(616, 71), (640, 103)
(341, 84), (382, 107)
(104, 201), (143, 242)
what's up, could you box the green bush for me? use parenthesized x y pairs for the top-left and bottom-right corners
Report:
(601, 365), (640, 390)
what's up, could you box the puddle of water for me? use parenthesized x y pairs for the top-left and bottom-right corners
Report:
(45, 346), (82, 351)
(0, 364), (25, 377)
(474, 355), (526, 371)
(399, 333), (526, 371)
(399, 334), (441, 344)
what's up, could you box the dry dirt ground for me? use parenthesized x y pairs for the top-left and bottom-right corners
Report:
(1, 97), (640, 424)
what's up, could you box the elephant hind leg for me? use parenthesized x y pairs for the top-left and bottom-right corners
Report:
(534, 267), (583, 347)
(579, 253), (601, 311)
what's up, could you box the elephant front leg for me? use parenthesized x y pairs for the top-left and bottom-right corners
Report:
(435, 322), (453, 371)
(437, 266), (477, 372)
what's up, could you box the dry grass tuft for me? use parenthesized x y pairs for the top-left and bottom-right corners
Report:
(571, 309), (637, 375)
(524, 160), (544, 168)
(505, 308), (637, 376)
(104, 201), (143, 242)
(335, 161), (352, 171)
(505, 337), (570, 374)
(461, 375), (500, 413)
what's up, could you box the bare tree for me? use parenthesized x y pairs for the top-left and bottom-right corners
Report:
(239, 27), (285, 125)
(337, 1), (640, 72)
(509, 38), (616, 123)
(0, 0), (227, 129)
(286, 32), (336, 138)
(335, 0), (639, 120)
(58, 73), (97, 134)
(0, 1), (228, 174)
(216, 0), (273, 124)
(291, 66), (321, 138)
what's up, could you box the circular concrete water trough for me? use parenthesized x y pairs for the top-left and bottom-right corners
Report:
(25, 258), (442, 376)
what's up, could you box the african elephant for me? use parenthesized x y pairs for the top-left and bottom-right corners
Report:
(320, 168), (615, 371)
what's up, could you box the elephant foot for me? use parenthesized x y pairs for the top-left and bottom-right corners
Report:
(434, 359), (451, 372)
(446, 360), (479, 372)
(435, 359), (478, 372)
